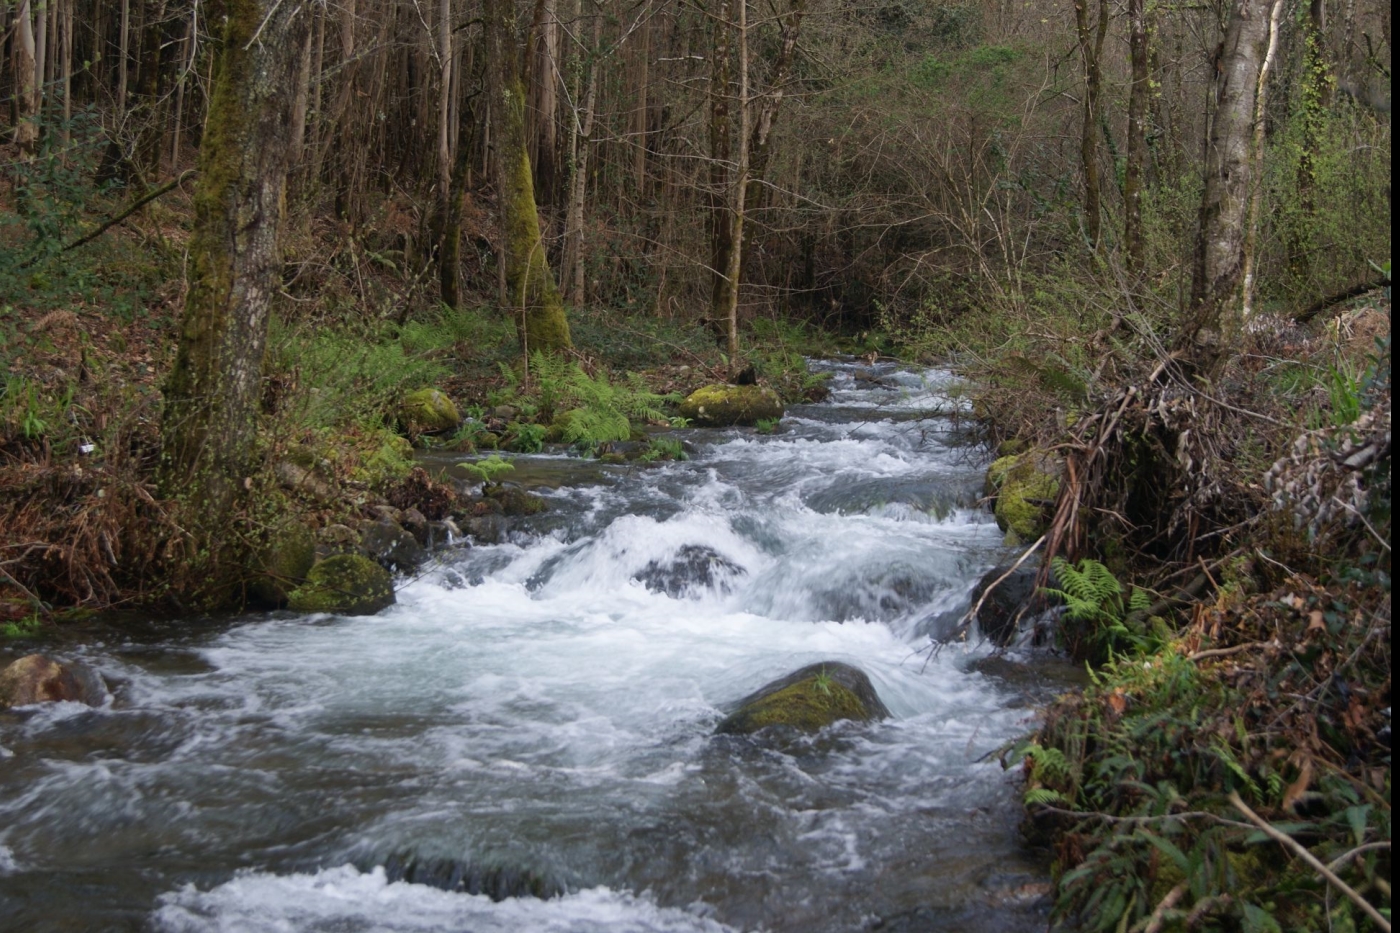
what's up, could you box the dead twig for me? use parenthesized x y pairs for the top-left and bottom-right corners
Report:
(1227, 790), (1391, 932)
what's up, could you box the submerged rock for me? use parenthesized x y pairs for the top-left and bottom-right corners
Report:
(678, 384), (783, 427)
(400, 388), (461, 435)
(634, 544), (746, 598)
(287, 554), (396, 615)
(377, 852), (565, 901)
(484, 484), (548, 516)
(985, 450), (1062, 545)
(0, 654), (106, 709)
(715, 661), (890, 736)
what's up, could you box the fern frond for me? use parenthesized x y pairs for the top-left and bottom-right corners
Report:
(1025, 787), (1068, 807)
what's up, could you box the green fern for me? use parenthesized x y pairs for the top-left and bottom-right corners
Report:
(530, 352), (678, 448)
(1024, 787), (1067, 807)
(1044, 557), (1124, 624)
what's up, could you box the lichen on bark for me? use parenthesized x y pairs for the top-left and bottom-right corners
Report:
(159, 0), (311, 574)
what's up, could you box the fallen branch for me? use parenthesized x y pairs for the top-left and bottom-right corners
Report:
(1227, 790), (1390, 932)
(1186, 640), (1278, 662)
(21, 170), (197, 268)
(938, 533), (1046, 653)
(1294, 276), (1391, 324)
(1141, 880), (1188, 933)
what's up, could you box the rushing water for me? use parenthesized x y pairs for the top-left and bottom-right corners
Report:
(0, 361), (1072, 933)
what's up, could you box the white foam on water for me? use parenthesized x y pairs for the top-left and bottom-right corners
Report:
(0, 365), (1052, 933)
(153, 865), (741, 933)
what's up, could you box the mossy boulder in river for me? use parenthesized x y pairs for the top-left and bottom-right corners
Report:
(986, 450), (1062, 545)
(679, 384), (783, 427)
(399, 388), (461, 434)
(0, 654), (106, 709)
(715, 661), (890, 735)
(287, 554), (396, 615)
(250, 520), (316, 607)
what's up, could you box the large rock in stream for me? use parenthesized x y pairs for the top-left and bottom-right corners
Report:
(287, 554), (396, 615)
(679, 384), (783, 427)
(0, 654), (106, 709)
(715, 661), (890, 736)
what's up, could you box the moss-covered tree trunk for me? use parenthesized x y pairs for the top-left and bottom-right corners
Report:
(1177, 0), (1279, 376)
(159, 0), (310, 537)
(485, 0), (572, 354)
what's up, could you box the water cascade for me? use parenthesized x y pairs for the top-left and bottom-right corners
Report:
(0, 361), (1073, 933)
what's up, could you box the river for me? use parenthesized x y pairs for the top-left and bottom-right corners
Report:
(0, 360), (1073, 932)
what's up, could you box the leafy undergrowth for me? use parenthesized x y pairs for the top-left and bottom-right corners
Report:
(990, 313), (1393, 931)
(1014, 570), (1390, 932)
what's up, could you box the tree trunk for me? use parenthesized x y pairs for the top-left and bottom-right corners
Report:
(1073, 0), (1108, 252)
(1123, 0), (1150, 272)
(160, 0), (312, 533)
(721, 0), (750, 361)
(1178, 0), (1280, 375)
(134, 0), (169, 182)
(531, 0), (560, 205)
(562, 1), (601, 305)
(14, 0), (39, 156)
(707, 0), (733, 337)
(486, 0), (572, 353)
(1240, 0), (1283, 318)
(1291, 0), (1329, 279)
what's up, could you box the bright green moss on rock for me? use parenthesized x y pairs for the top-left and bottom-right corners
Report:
(715, 661), (890, 735)
(678, 385), (784, 427)
(400, 388), (461, 434)
(986, 450), (1062, 545)
(287, 553), (395, 615)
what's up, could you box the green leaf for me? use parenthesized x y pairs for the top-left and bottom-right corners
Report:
(1137, 830), (1190, 875)
(1346, 805), (1373, 846)
(1241, 902), (1284, 933)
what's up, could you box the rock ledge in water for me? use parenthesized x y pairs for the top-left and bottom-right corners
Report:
(0, 654), (106, 709)
(679, 384), (783, 427)
(715, 661), (890, 735)
(287, 553), (396, 615)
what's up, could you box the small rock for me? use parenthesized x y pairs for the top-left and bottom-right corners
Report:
(287, 554), (396, 615)
(466, 514), (507, 544)
(484, 485), (547, 516)
(425, 518), (463, 548)
(0, 655), (106, 709)
(490, 405), (518, 422)
(368, 503), (403, 524)
(360, 519), (427, 572)
(715, 661), (890, 736)
(275, 460), (335, 502)
(400, 507), (430, 545)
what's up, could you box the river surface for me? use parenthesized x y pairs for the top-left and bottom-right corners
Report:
(0, 361), (1073, 933)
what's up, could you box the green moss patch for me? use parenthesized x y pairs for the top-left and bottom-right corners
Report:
(400, 388), (461, 435)
(287, 553), (395, 615)
(987, 450), (1062, 545)
(678, 384), (784, 427)
(715, 661), (890, 735)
